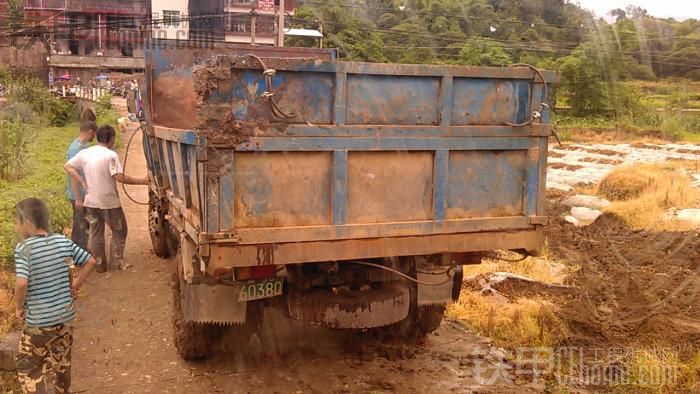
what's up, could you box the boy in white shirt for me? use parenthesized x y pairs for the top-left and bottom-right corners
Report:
(64, 125), (148, 272)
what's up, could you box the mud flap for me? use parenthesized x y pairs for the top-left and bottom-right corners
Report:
(183, 284), (247, 325)
(417, 269), (456, 306)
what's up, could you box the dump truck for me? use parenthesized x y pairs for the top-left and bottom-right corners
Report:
(141, 40), (556, 359)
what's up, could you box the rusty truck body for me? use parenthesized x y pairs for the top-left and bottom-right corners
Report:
(141, 39), (555, 359)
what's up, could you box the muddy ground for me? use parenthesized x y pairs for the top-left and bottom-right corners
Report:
(546, 204), (700, 350)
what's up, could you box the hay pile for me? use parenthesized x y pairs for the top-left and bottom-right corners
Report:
(597, 163), (700, 230)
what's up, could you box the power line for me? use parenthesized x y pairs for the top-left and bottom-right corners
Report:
(3, 8), (699, 70)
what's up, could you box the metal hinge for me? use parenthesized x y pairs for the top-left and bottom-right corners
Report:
(529, 215), (549, 225)
(196, 135), (208, 162)
(198, 232), (240, 244)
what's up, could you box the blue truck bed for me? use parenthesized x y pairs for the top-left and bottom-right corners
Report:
(143, 41), (553, 271)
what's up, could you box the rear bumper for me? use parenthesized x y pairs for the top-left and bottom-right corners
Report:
(206, 228), (544, 273)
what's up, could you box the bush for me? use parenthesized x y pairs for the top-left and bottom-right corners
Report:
(0, 123), (75, 269)
(685, 69), (700, 81)
(558, 48), (609, 116)
(47, 99), (76, 127)
(0, 102), (38, 124)
(7, 77), (77, 126)
(0, 118), (34, 180)
(96, 93), (113, 114)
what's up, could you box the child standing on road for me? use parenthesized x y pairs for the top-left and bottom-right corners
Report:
(66, 120), (97, 250)
(13, 198), (97, 394)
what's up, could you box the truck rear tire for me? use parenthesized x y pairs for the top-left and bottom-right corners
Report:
(378, 256), (447, 339)
(416, 304), (446, 335)
(170, 250), (263, 360)
(171, 251), (223, 360)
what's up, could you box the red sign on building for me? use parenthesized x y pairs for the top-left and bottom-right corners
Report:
(257, 0), (275, 12)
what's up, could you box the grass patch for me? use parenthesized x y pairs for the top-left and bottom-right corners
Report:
(598, 163), (700, 230)
(447, 250), (571, 349)
(462, 253), (568, 285)
(618, 348), (700, 393)
(0, 270), (17, 338)
(0, 123), (77, 268)
(599, 165), (658, 201)
(446, 292), (568, 348)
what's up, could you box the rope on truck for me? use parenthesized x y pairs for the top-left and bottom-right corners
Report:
(122, 125), (150, 206)
(505, 63), (550, 128)
(238, 54), (298, 120)
(506, 63), (562, 146)
(349, 261), (456, 286)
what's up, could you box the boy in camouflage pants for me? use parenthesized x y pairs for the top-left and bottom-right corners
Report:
(13, 198), (97, 393)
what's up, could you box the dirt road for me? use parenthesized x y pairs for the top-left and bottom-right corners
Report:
(70, 111), (533, 393)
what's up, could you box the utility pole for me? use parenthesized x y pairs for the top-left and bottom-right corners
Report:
(276, 0), (285, 47)
(250, 2), (257, 45)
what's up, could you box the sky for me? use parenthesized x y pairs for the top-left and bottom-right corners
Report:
(576, 0), (700, 21)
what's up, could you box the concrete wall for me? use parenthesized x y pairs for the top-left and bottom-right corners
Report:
(49, 54), (145, 69)
(0, 37), (49, 79)
(152, 0), (189, 40)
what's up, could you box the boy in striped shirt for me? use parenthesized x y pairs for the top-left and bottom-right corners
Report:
(13, 198), (97, 393)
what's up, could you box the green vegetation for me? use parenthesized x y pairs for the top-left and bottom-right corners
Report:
(6, 0), (24, 32)
(7, 76), (77, 127)
(0, 68), (120, 269)
(0, 122), (76, 269)
(0, 119), (34, 180)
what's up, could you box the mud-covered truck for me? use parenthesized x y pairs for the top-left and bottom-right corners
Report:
(141, 40), (555, 359)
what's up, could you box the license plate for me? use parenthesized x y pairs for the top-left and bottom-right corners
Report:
(236, 277), (284, 302)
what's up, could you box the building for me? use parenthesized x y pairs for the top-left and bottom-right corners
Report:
(0, 1), (8, 27)
(151, 0), (189, 41)
(23, 0), (150, 80)
(188, 0), (295, 45)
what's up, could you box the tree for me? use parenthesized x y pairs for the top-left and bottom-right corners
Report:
(458, 38), (512, 67)
(558, 47), (608, 116)
(610, 8), (626, 22)
(7, 0), (24, 32)
(625, 5), (648, 19)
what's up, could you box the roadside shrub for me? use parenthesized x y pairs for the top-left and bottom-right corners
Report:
(96, 93), (113, 114)
(7, 77), (76, 126)
(0, 122), (75, 267)
(47, 99), (77, 126)
(685, 69), (700, 81)
(0, 102), (38, 124)
(0, 118), (34, 180)
(0, 65), (10, 85)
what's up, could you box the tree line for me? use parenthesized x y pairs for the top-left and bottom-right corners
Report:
(290, 0), (700, 116)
